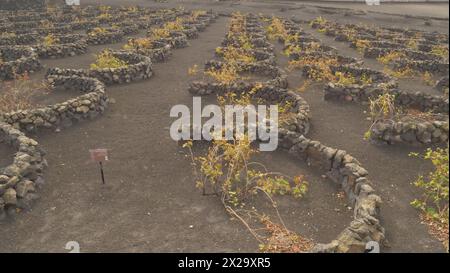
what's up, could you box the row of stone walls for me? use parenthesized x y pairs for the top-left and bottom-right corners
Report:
(47, 51), (153, 85)
(271, 16), (385, 253)
(0, 6), (218, 221)
(0, 0), (45, 10)
(0, 46), (42, 80)
(0, 122), (47, 220)
(188, 14), (385, 252)
(1, 76), (108, 133)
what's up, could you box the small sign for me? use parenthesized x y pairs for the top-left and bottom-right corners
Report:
(90, 149), (109, 162)
(89, 149), (109, 185)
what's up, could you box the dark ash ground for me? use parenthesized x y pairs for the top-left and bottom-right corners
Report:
(0, 0), (448, 253)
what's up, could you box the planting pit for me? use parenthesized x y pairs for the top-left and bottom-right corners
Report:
(0, 46), (42, 80)
(46, 51), (153, 85)
(0, 1), (448, 253)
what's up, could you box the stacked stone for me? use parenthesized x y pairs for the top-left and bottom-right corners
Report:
(184, 21), (207, 32)
(370, 117), (448, 145)
(54, 34), (87, 44)
(0, 46), (42, 80)
(0, 23), (13, 33)
(0, 24), (70, 36)
(7, 14), (46, 22)
(0, 0), (45, 10)
(215, 47), (276, 64)
(197, 13), (218, 24)
(189, 60), (288, 97)
(71, 21), (101, 31)
(309, 53), (448, 145)
(127, 12), (217, 62)
(324, 65), (397, 102)
(0, 7), (193, 48)
(134, 9), (188, 29)
(188, 15), (386, 252)
(181, 26), (200, 39)
(395, 90), (449, 114)
(0, 7), (199, 220)
(190, 15), (273, 88)
(392, 59), (449, 75)
(1, 76), (109, 133)
(351, 41), (400, 51)
(180, 13), (214, 39)
(324, 76), (449, 146)
(131, 41), (172, 63)
(385, 26), (448, 44)
(112, 22), (140, 35)
(9, 21), (40, 31)
(275, 21), (312, 44)
(223, 36), (274, 52)
(363, 47), (444, 61)
(35, 42), (88, 59)
(47, 51), (153, 85)
(311, 18), (449, 76)
(0, 122), (46, 220)
(35, 26), (73, 36)
(286, 40), (337, 54)
(0, 33), (39, 46)
(136, 19), (160, 30)
(299, 55), (364, 80)
(152, 32), (189, 49)
(417, 43), (449, 53)
(191, 15), (311, 136)
(256, 86), (311, 135)
(278, 131), (385, 253)
(282, 35), (319, 45)
(321, 64), (448, 113)
(278, 19), (385, 251)
(252, 16), (385, 252)
(317, 60), (449, 146)
(314, 19), (448, 49)
(86, 29), (124, 45)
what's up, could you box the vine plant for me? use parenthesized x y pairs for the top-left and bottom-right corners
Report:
(364, 92), (397, 140)
(183, 13), (314, 252)
(410, 147), (449, 251)
(90, 50), (128, 70)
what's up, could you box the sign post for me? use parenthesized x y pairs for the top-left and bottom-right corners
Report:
(99, 161), (105, 184)
(89, 149), (109, 184)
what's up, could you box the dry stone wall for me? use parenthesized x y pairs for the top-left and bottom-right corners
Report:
(47, 51), (153, 85)
(0, 7), (218, 220)
(188, 14), (385, 253)
(0, 46), (42, 80)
